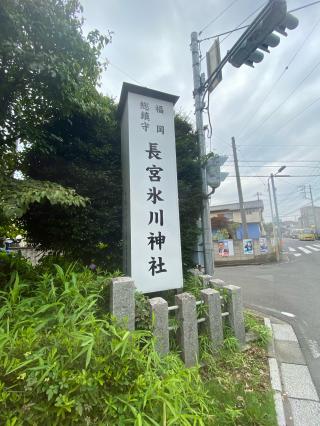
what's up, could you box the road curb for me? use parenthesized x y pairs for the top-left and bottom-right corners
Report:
(264, 315), (320, 425)
(264, 318), (287, 426)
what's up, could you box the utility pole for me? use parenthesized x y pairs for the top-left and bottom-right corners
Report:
(256, 192), (263, 222)
(190, 32), (214, 275)
(270, 173), (281, 242)
(299, 184), (318, 232)
(268, 179), (279, 261)
(232, 136), (248, 239)
(308, 185), (318, 232)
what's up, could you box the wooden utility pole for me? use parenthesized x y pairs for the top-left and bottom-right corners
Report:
(232, 137), (248, 239)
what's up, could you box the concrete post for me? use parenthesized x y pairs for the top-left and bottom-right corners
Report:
(201, 288), (223, 350)
(149, 297), (169, 356)
(209, 278), (225, 289)
(110, 277), (135, 331)
(198, 274), (212, 287)
(225, 285), (246, 346)
(175, 292), (199, 367)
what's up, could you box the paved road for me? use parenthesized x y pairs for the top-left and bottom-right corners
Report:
(215, 238), (320, 394)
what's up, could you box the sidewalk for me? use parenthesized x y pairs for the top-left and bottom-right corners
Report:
(264, 316), (320, 426)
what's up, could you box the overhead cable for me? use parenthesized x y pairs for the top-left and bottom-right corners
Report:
(199, 0), (241, 36)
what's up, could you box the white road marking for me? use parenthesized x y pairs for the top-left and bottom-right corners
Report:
(306, 245), (320, 252)
(313, 244), (320, 248)
(249, 304), (297, 320)
(288, 247), (296, 252)
(293, 253), (302, 257)
(308, 340), (320, 359)
(298, 246), (312, 254)
(281, 311), (296, 318)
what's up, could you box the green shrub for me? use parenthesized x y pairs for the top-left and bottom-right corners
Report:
(0, 262), (210, 425)
(0, 251), (36, 290)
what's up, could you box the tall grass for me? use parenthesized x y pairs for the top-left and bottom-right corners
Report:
(0, 261), (210, 425)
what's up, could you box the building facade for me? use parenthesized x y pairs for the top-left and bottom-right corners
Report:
(210, 200), (265, 240)
(299, 205), (320, 230)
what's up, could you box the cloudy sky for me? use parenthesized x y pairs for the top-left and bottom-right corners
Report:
(80, 0), (320, 222)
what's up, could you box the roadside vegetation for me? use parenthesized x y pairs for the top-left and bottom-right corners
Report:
(1, 1), (277, 424)
(0, 254), (277, 425)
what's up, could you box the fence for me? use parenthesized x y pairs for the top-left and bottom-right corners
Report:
(109, 275), (246, 367)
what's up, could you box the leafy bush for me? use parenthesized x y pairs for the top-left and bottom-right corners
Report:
(0, 262), (210, 425)
(0, 251), (36, 290)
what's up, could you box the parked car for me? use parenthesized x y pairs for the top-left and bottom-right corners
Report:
(298, 229), (315, 241)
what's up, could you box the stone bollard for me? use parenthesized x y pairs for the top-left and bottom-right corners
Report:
(175, 292), (199, 367)
(224, 285), (246, 346)
(209, 278), (226, 289)
(110, 277), (135, 331)
(198, 274), (212, 287)
(149, 297), (169, 356)
(201, 288), (223, 350)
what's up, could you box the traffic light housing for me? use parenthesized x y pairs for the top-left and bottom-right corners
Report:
(229, 0), (299, 68)
(206, 154), (228, 190)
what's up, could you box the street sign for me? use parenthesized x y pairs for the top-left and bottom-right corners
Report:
(119, 83), (183, 293)
(206, 38), (222, 93)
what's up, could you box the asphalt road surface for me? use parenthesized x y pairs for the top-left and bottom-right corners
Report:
(215, 238), (320, 394)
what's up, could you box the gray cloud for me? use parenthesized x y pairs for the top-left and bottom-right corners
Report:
(80, 0), (320, 220)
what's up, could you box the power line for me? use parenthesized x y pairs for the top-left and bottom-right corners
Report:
(200, 2), (266, 64)
(107, 60), (143, 86)
(226, 160), (320, 163)
(220, 2), (266, 44)
(200, 25), (249, 43)
(226, 175), (320, 177)
(238, 144), (320, 147)
(270, 95), (320, 135)
(243, 59), (320, 141)
(238, 94), (320, 151)
(238, 15), (320, 139)
(199, 0), (241, 36)
(223, 164), (317, 168)
(290, 1), (320, 13)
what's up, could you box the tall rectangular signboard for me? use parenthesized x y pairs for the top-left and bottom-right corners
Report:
(119, 83), (183, 293)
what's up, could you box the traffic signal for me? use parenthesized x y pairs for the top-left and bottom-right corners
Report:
(206, 154), (228, 190)
(229, 0), (299, 68)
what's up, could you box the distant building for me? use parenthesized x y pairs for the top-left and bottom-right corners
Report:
(210, 200), (265, 240)
(299, 205), (320, 230)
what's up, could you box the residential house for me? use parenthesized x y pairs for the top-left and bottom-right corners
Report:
(210, 200), (265, 240)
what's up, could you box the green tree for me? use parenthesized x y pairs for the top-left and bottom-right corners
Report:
(22, 112), (202, 271)
(175, 115), (202, 271)
(22, 96), (121, 267)
(0, 0), (111, 222)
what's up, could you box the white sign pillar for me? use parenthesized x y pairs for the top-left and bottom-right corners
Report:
(119, 83), (183, 294)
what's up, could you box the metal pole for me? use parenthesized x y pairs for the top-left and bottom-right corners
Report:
(268, 178), (279, 261)
(190, 31), (214, 276)
(309, 185), (318, 233)
(270, 173), (281, 242)
(231, 136), (249, 239)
